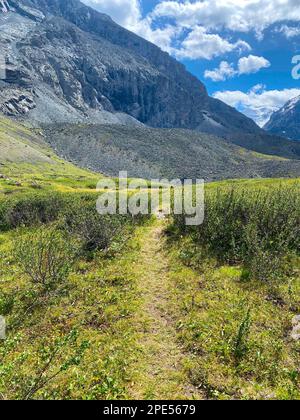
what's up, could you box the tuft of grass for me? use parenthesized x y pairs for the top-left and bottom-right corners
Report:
(233, 308), (252, 363)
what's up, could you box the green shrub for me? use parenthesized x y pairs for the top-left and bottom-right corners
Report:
(173, 185), (300, 281)
(0, 291), (15, 316)
(62, 200), (134, 253)
(0, 329), (89, 400)
(233, 309), (252, 362)
(14, 227), (76, 292)
(0, 193), (64, 231)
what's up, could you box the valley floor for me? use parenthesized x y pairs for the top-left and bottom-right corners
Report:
(1, 182), (299, 400)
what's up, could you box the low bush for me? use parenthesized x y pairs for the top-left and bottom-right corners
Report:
(0, 193), (65, 231)
(173, 185), (300, 281)
(63, 206), (124, 253)
(14, 227), (76, 292)
(61, 197), (146, 254)
(0, 291), (15, 316)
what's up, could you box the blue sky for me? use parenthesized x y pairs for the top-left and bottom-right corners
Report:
(83, 0), (300, 126)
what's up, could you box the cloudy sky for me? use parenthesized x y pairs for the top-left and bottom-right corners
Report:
(83, 0), (300, 126)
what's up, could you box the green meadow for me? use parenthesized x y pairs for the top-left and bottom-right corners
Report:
(0, 117), (299, 400)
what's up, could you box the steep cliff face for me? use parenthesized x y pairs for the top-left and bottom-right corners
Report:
(265, 96), (300, 141)
(0, 0), (261, 135)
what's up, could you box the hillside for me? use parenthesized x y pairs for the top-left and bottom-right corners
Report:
(43, 123), (300, 181)
(1, 114), (300, 184)
(0, 116), (101, 193)
(265, 96), (300, 141)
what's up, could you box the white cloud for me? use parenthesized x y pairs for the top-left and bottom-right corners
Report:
(151, 0), (300, 36)
(82, 0), (179, 52)
(82, 0), (141, 28)
(174, 26), (251, 60)
(205, 55), (270, 82)
(81, 0), (300, 62)
(82, 1), (252, 59)
(205, 61), (236, 81)
(132, 19), (182, 53)
(213, 86), (300, 126)
(278, 24), (300, 38)
(238, 55), (271, 75)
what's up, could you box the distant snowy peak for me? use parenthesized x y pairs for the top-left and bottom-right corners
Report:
(278, 95), (300, 115)
(265, 95), (300, 141)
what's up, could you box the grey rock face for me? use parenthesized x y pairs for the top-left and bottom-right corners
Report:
(0, 0), (260, 134)
(0, 88), (36, 115)
(265, 96), (300, 141)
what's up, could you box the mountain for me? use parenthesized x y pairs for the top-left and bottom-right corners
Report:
(2, 113), (299, 183)
(0, 0), (262, 136)
(0, 0), (300, 180)
(265, 96), (300, 141)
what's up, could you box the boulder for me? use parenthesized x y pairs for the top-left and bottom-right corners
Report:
(291, 315), (300, 341)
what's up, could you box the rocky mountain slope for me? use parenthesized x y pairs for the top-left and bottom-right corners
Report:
(3, 112), (299, 182)
(43, 124), (300, 181)
(1, 0), (260, 136)
(0, 114), (101, 183)
(265, 96), (300, 141)
(1, 0), (255, 134)
(0, 2), (292, 137)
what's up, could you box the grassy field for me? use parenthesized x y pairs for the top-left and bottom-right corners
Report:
(0, 117), (299, 400)
(0, 176), (299, 400)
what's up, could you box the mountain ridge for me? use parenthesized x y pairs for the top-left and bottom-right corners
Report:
(265, 95), (300, 141)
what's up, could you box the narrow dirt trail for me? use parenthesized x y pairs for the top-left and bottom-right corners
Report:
(128, 219), (202, 400)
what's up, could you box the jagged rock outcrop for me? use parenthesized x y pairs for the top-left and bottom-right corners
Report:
(0, 87), (35, 115)
(265, 96), (300, 141)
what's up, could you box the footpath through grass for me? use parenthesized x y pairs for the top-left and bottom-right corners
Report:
(0, 216), (202, 400)
(127, 219), (203, 400)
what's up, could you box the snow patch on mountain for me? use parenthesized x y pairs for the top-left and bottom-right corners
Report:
(265, 95), (300, 141)
(0, 1), (10, 13)
(279, 95), (300, 115)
